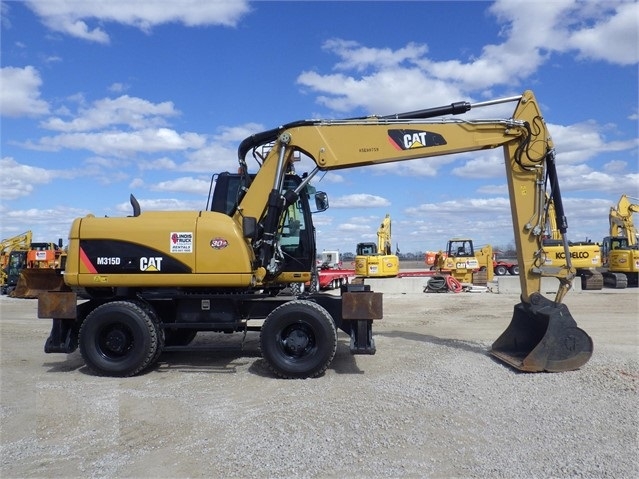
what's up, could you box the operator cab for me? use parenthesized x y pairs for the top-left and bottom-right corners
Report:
(356, 242), (377, 256)
(209, 172), (327, 275)
(447, 239), (475, 257)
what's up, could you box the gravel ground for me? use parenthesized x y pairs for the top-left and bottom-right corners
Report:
(1, 287), (637, 478)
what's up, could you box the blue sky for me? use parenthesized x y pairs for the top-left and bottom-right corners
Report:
(1, 0), (638, 256)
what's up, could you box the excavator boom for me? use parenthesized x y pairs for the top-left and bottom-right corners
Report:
(238, 90), (592, 372)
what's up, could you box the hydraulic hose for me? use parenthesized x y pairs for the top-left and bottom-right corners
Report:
(426, 275), (448, 293)
(446, 276), (463, 293)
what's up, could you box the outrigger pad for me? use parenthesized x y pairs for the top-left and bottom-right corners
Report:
(490, 293), (593, 372)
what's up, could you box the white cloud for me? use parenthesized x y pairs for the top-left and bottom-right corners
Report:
(603, 160), (630, 173)
(27, 128), (206, 157)
(0, 66), (50, 117)
(138, 157), (178, 171)
(330, 193), (391, 208)
(149, 176), (211, 195)
(567, 1), (639, 65)
(297, 0), (637, 114)
(40, 95), (180, 132)
(559, 169), (639, 195)
(451, 153), (505, 179)
(25, 0), (251, 43)
(326, 39), (429, 72)
(108, 83), (129, 93)
(298, 65), (466, 114)
(181, 123), (269, 174)
(549, 121), (639, 163)
(0, 157), (52, 199)
(115, 197), (201, 213)
(406, 197), (512, 217)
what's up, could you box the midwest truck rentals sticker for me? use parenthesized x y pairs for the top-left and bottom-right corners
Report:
(170, 232), (193, 253)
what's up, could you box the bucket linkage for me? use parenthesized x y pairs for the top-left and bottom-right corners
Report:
(490, 292), (593, 372)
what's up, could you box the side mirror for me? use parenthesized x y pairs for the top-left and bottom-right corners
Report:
(242, 216), (258, 241)
(314, 191), (329, 212)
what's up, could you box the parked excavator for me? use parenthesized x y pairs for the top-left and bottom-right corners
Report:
(432, 238), (494, 284)
(39, 90), (592, 378)
(1, 231), (32, 295)
(601, 194), (639, 288)
(541, 196), (603, 290)
(355, 214), (399, 278)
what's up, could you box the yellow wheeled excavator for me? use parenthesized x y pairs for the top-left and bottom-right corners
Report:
(601, 194), (639, 288)
(355, 213), (399, 278)
(39, 90), (592, 378)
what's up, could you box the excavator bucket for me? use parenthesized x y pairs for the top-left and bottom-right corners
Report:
(490, 293), (593, 372)
(10, 269), (66, 299)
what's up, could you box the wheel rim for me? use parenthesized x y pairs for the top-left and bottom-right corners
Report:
(278, 322), (316, 358)
(97, 322), (134, 359)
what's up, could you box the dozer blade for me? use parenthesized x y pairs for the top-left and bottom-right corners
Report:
(10, 269), (66, 299)
(490, 292), (593, 372)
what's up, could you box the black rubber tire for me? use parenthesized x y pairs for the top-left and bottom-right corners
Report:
(144, 304), (165, 369)
(494, 265), (508, 276)
(308, 264), (320, 293)
(509, 265), (519, 275)
(260, 300), (337, 379)
(79, 300), (159, 377)
(289, 282), (305, 296)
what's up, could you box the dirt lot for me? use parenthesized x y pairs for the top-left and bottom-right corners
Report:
(1, 287), (637, 478)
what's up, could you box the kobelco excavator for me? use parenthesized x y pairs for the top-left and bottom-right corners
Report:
(39, 90), (593, 378)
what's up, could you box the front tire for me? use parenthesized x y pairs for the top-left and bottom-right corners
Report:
(260, 300), (337, 379)
(79, 300), (159, 377)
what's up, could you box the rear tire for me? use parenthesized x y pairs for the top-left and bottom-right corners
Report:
(509, 265), (519, 275)
(79, 300), (159, 377)
(289, 282), (305, 296)
(495, 265), (508, 276)
(260, 300), (337, 379)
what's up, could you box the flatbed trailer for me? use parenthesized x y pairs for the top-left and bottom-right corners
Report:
(318, 269), (356, 289)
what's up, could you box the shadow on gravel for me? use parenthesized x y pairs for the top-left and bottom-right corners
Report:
(43, 350), (85, 373)
(377, 330), (490, 356)
(376, 330), (531, 373)
(154, 348), (262, 376)
(41, 333), (366, 378)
